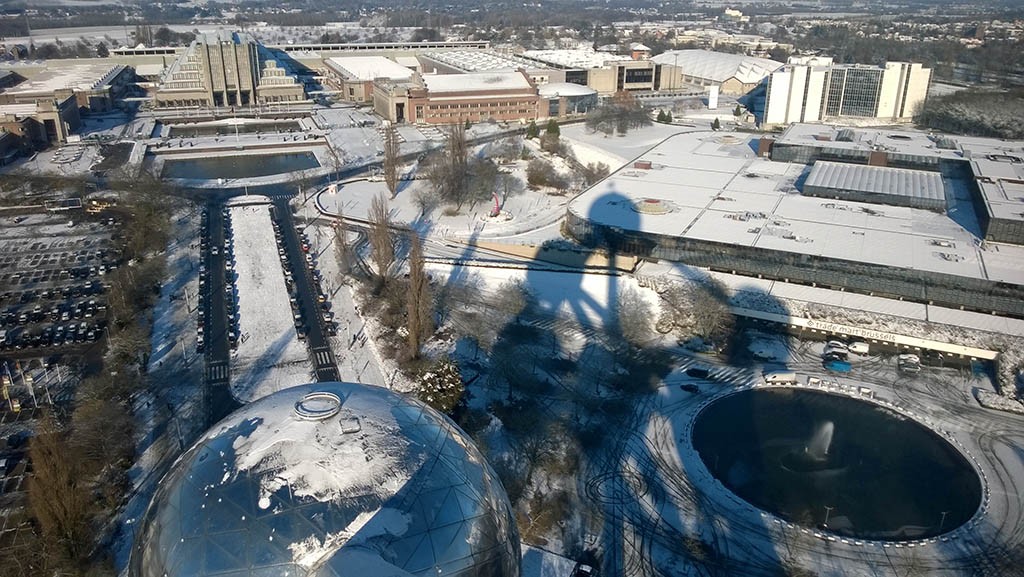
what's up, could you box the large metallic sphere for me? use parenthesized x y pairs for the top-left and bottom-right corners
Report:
(130, 382), (520, 577)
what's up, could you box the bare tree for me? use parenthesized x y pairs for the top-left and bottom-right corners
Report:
(491, 278), (534, 322)
(406, 232), (433, 359)
(447, 120), (468, 169)
(469, 157), (499, 209)
(690, 281), (734, 343)
(413, 186), (441, 217)
(577, 161), (610, 187)
(661, 279), (734, 344)
(71, 396), (135, 482)
(28, 412), (91, 564)
(498, 172), (525, 208)
(422, 122), (475, 211)
(368, 194), (395, 288)
(382, 123), (401, 198)
(617, 287), (652, 348)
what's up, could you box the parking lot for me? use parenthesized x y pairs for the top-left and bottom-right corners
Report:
(197, 206), (239, 354)
(0, 212), (121, 355)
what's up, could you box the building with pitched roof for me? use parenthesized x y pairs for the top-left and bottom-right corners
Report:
(650, 49), (782, 94)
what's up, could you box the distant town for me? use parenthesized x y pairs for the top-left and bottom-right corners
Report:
(0, 2), (1022, 577)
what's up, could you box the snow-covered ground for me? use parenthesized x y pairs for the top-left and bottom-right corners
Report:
(521, 546), (582, 577)
(229, 200), (312, 402)
(100, 110), (1024, 576)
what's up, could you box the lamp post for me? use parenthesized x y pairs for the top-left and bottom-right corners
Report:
(939, 510), (949, 532)
(823, 505), (834, 528)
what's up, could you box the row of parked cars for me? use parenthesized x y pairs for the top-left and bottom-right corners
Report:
(196, 207), (240, 352)
(0, 319), (106, 350)
(1, 298), (106, 327)
(270, 213), (336, 341)
(1, 278), (107, 307)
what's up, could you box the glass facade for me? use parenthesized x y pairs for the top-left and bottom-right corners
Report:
(565, 211), (1024, 318)
(824, 68), (883, 118)
(131, 382), (520, 577)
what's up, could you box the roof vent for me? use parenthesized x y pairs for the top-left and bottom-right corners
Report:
(294, 392), (342, 421)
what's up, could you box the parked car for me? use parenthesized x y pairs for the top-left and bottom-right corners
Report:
(848, 342), (870, 355)
(824, 359), (852, 373)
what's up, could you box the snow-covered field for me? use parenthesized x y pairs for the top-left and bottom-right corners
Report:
(229, 200), (311, 402)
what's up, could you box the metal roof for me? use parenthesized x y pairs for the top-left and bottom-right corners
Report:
(805, 161), (946, 203)
(651, 49), (782, 84)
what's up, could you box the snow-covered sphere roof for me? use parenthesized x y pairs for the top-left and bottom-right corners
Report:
(130, 382), (520, 577)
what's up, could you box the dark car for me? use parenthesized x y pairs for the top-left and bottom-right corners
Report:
(685, 366), (711, 379)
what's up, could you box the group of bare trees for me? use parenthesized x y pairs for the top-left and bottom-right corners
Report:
(420, 123), (506, 213)
(659, 279), (735, 345)
(364, 194), (434, 363)
(585, 91), (653, 136)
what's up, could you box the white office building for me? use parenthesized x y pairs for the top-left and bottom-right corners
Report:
(762, 57), (931, 127)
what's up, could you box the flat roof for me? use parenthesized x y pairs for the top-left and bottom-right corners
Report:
(776, 123), (1024, 225)
(775, 123), (1024, 163)
(569, 130), (1024, 287)
(979, 180), (1024, 222)
(3, 62), (126, 95)
(521, 49), (631, 69)
(134, 63), (165, 77)
(422, 71), (534, 94)
(805, 161), (946, 203)
(421, 50), (549, 73)
(0, 103), (38, 116)
(325, 56), (413, 81)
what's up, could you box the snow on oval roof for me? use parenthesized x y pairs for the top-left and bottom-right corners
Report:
(651, 49), (782, 85)
(130, 381), (521, 577)
(538, 82), (597, 97)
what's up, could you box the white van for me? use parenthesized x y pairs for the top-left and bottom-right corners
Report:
(848, 342), (870, 355)
(764, 371), (798, 384)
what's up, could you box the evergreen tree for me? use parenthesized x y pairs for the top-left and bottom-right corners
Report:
(406, 233), (432, 360)
(734, 104), (743, 117)
(417, 356), (464, 415)
(665, 110), (673, 123)
(712, 117), (721, 130)
(525, 120), (539, 139)
(545, 118), (560, 136)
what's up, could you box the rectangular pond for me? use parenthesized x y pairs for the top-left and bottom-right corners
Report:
(161, 152), (320, 180)
(166, 120), (303, 137)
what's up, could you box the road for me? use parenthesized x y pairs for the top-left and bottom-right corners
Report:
(201, 204), (239, 426)
(272, 199), (339, 382)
